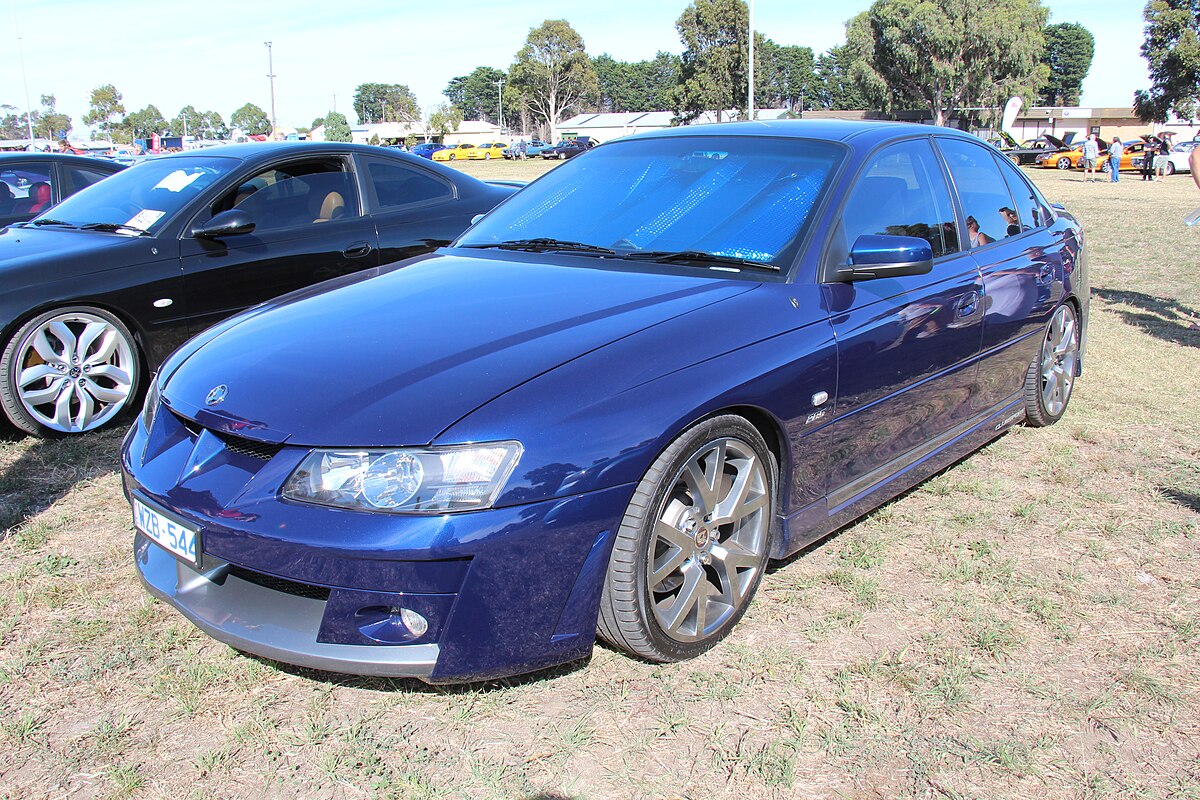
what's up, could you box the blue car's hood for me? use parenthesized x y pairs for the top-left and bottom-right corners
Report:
(162, 250), (756, 447)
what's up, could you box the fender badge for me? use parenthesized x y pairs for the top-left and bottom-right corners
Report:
(205, 385), (228, 406)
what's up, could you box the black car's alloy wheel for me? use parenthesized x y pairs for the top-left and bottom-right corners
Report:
(0, 306), (140, 436)
(598, 415), (776, 662)
(1024, 302), (1079, 427)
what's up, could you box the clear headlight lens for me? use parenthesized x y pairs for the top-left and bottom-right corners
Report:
(141, 376), (160, 431)
(281, 442), (523, 514)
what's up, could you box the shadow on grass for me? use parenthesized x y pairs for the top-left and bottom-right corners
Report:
(0, 424), (125, 535)
(1093, 288), (1200, 348)
(1160, 487), (1200, 514)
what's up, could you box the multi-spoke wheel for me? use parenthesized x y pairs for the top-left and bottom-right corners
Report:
(598, 415), (776, 662)
(1056, 156), (1072, 170)
(1024, 303), (1079, 427)
(0, 306), (140, 436)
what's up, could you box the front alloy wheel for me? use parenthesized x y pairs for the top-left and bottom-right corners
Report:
(598, 416), (775, 662)
(1024, 303), (1079, 427)
(1056, 156), (1072, 170)
(0, 306), (140, 436)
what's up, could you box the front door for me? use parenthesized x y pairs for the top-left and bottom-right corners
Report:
(178, 156), (380, 334)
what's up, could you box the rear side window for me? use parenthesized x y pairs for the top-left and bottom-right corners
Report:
(362, 159), (452, 209)
(0, 162), (54, 219)
(937, 138), (1020, 247)
(993, 154), (1047, 232)
(841, 138), (960, 258)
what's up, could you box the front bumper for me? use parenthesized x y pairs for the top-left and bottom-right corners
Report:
(122, 409), (634, 683)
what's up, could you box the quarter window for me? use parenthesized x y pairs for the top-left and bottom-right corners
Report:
(993, 154), (1047, 232)
(842, 139), (960, 258)
(937, 138), (1020, 247)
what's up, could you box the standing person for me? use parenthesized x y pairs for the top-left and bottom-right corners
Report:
(1081, 134), (1099, 182)
(1192, 145), (1200, 191)
(1108, 137), (1124, 183)
(1155, 138), (1171, 181)
(1141, 140), (1157, 181)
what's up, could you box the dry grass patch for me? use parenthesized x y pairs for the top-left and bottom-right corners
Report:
(1, 168), (1198, 799)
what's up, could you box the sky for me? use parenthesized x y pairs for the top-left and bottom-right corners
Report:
(2, 0), (1150, 137)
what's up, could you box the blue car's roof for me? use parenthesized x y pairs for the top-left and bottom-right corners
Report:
(624, 119), (980, 149)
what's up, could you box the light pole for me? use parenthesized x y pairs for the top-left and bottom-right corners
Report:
(8, 0), (35, 145)
(494, 78), (505, 135)
(264, 41), (277, 139)
(748, 0), (755, 121)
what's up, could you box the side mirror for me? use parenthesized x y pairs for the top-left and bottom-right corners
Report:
(193, 209), (255, 239)
(839, 234), (934, 281)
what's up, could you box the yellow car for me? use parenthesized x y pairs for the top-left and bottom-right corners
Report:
(432, 144), (477, 162)
(466, 142), (508, 160)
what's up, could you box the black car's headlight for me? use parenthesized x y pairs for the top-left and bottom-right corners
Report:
(281, 442), (523, 514)
(141, 376), (160, 431)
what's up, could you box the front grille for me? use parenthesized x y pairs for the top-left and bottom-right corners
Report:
(228, 566), (331, 600)
(216, 432), (284, 461)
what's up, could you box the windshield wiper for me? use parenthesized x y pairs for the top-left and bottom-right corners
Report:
(78, 222), (149, 236)
(18, 218), (77, 229)
(619, 250), (780, 272)
(464, 238), (616, 256)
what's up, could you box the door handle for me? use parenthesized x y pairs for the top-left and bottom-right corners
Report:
(956, 291), (980, 318)
(343, 241), (373, 259)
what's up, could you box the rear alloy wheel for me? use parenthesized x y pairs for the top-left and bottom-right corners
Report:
(598, 415), (776, 662)
(559, 152), (567, 160)
(1024, 303), (1079, 427)
(1009, 154), (1021, 165)
(1165, 162), (1175, 177)
(0, 306), (140, 436)
(448, 153), (456, 161)
(484, 152), (492, 160)
(1056, 156), (1072, 170)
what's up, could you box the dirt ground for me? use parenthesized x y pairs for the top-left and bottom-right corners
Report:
(0, 164), (1198, 800)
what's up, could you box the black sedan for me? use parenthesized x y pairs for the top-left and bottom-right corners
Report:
(0, 142), (517, 436)
(1, 152), (124, 228)
(541, 138), (598, 160)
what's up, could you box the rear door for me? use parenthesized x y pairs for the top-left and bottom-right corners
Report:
(178, 155), (381, 335)
(822, 137), (984, 510)
(355, 154), (474, 265)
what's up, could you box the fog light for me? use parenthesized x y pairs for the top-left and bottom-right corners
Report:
(391, 606), (429, 637)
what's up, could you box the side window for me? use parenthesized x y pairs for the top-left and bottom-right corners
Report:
(842, 138), (959, 258)
(363, 159), (452, 209)
(65, 167), (114, 196)
(1, 162), (54, 217)
(993, 154), (1046, 232)
(937, 138), (1019, 247)
(210, 159), (360, 233)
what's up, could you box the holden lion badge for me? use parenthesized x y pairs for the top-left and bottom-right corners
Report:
(205, 385), (228, 406)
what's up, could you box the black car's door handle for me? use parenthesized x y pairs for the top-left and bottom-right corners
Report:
(343, 242), (373, 259)
(956, 291), (980, 318)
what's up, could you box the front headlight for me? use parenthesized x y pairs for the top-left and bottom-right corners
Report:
(281, 442), (523, 514)
(141, 375), (161, 431)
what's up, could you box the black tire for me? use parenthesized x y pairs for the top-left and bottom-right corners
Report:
(597, 415), (776, 662)
(1024, 303), (1079, 427)
(0, 305), (141, 437)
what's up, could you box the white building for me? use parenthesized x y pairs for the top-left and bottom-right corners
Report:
(556, 109), (796, 143)
(443, 120), (502, 146)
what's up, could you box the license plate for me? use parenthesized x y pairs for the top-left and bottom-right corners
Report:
(133, 497), (198, 565)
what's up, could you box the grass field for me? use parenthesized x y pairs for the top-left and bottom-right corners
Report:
(1, 164), (1198, 800)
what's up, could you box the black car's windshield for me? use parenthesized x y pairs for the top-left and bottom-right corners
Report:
(25, 155), (239, 235)
(458, 135), (844, 268)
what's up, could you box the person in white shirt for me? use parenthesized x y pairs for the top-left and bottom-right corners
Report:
(1081, 134), (1100, 182)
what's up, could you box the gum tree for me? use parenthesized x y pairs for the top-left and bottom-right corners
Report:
(1134, 0), (1200, 122)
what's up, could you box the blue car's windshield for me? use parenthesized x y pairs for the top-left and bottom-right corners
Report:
(458, 135), (844, 267)
(25, 155), (239, 235)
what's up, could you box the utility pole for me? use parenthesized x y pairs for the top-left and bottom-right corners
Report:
(9, 0), (35, 145)
(748, 0), (755, 121)
(264, 41), (277, 139)
(495, 78), (505, 135)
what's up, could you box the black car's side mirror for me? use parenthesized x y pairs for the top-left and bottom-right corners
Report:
(193, 209), (255, 239)
(838, 234), (934, 281)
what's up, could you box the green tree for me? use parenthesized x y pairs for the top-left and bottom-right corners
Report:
(813, 45), (869, 110)
(125, 104), (167, 140)
(426, 103), (464, 138)
(169, 105), (203, 136)
(322, 111), (352, 142)
(33, 95), (72, 140)
(443, 67), (508, 122)
(1134, 0), (1200, 123)
(847, 0), (1049, 127)
(353, 82), (420, 124)
(671, 0), (749, 122)
(0, 104), (26, 139)
(509, 20), (598, 143)
(1039, 22), (1095, 106)
(231, 103), (271, 136)
(756, 39), (816, 112)
(592, 52), (680, 112)
(198, 110), (229, 140)
(82, 84), (126, 138)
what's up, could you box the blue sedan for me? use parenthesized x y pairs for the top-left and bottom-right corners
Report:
(122, 121), (1087, 683)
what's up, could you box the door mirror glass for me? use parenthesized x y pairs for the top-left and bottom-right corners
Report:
(840, 234), (934, 281)
(193, 209), (255, 239)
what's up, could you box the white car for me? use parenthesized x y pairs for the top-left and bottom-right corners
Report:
(1133, 140), (1197, 175)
